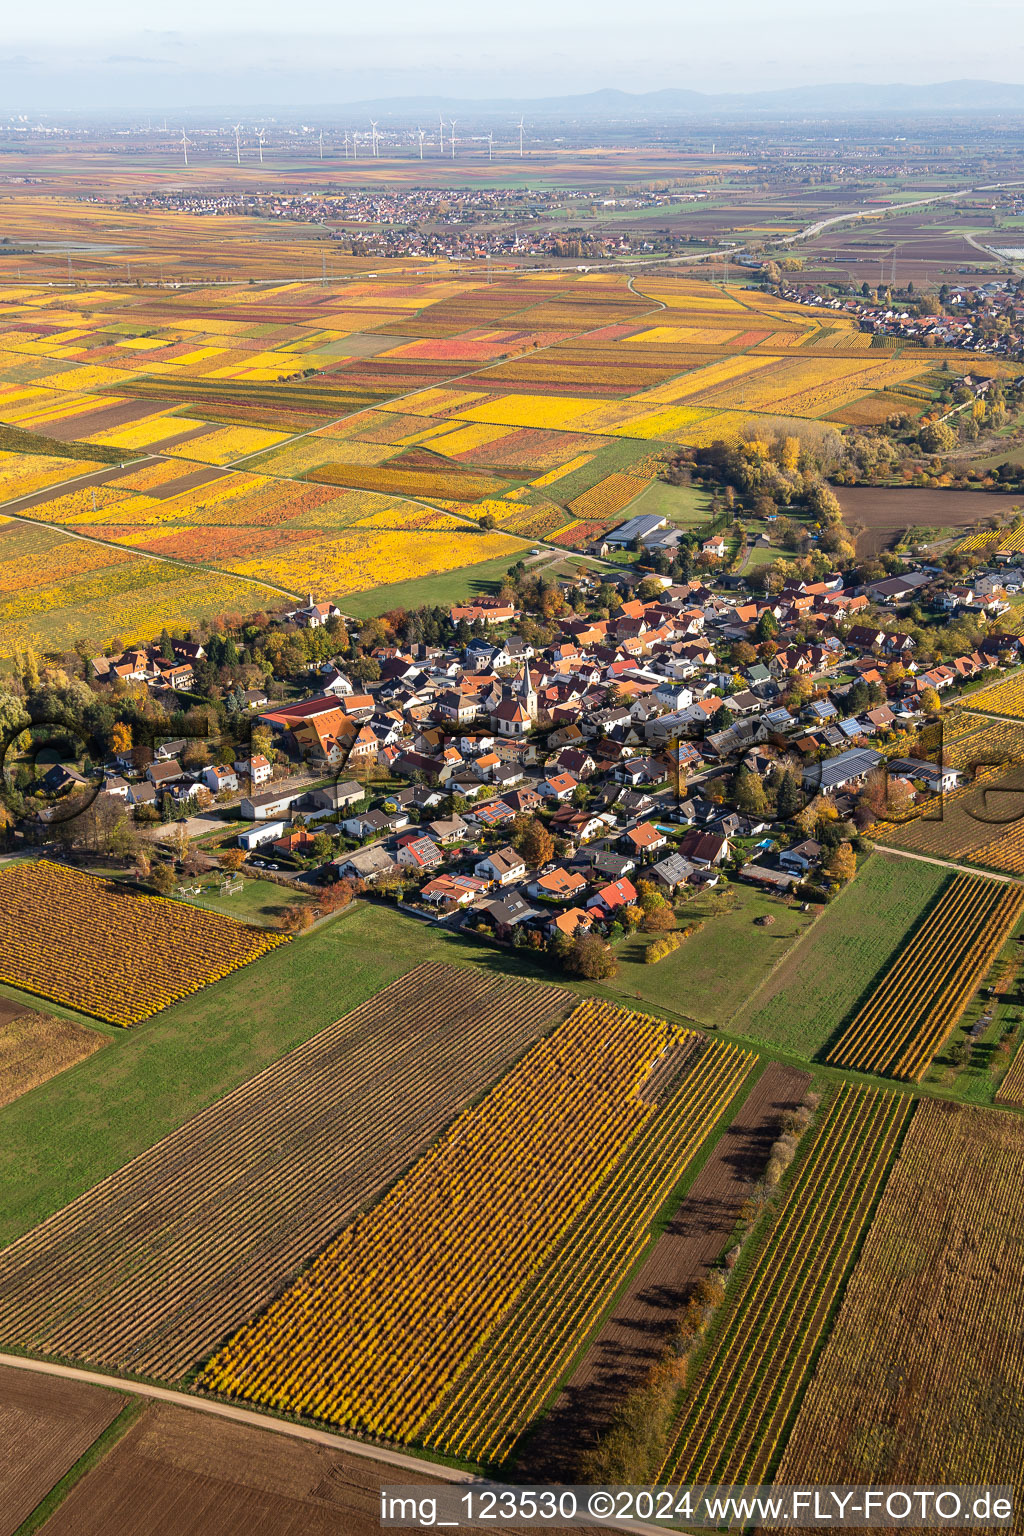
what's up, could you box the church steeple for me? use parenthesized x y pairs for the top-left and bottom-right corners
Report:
(517, 663), (537, 720)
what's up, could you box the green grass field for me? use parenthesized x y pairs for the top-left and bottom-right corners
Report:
(180, 874), (316, 925)
(624, 479), (714, 528)
(340, 550), (529, 619)
(731, 853), (950, 1058)
(601, 885), (815, 1028)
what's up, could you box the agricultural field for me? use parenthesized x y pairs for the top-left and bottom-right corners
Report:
(872, 762), (1024, 867)
(0, 1365), (127, 1536)
(835, 486), (1021, 555)
(0, 263), (988, 654)
(939, 715), (1024, 771)
(200, 1001), (752, 1458)
(0, 998), (105, 1109)
(732, 854), (949, 1057)
(659, 1084), (911, 1486)
(773, 1101), (1024, 1490)
(826, 874), (1024, 1080)
(0, 963), (571, 1379)
(33, 1400), (447, 1536)
(534, 1063), (812, 1468)
(0, 861), (288, 1026)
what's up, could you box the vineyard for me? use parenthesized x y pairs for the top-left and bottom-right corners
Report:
(0, 964), (571, 1377)
(773, 1101), (1024, 1489)
(199, 1001), (739, 1446)
(0, 861), (288, 1026)
(0, 265), (975, 652)
(421, 1036), (755, 1466)
(873, 763), (1024, 865)
(658, 1084), (911, 1487)
(826, 874), (1024, 1080)
(996, 1043), (1024, 1106)
(959, 674), (1024, 718)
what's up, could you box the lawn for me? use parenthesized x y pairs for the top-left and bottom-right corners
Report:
(600, 884), (815, 1029)
(731, 853), (950, 1058)
(624, 478), (714, 529)
(340, 550), (529, 619)
(180, 875), (316, 925)
(0, 904), (478, 1243)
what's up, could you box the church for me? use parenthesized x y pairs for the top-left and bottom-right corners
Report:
(490, 664), (538, 738)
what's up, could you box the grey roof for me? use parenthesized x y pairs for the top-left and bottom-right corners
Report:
(604, 513), (667, 544)
(805, 747), (884, 791)
(650, 852), (696, 887)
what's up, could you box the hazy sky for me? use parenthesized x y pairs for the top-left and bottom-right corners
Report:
(4, 0), (1024, 110)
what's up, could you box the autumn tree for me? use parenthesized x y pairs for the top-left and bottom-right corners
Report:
(514, 814), (554, 868)
(826, 843), (857, 883)
(111, 721), (133, 756)
(567, 931), (618, 980)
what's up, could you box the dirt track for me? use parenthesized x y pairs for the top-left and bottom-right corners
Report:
(525, 1062), (811, 1475)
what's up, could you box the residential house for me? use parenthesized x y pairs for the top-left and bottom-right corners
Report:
(530, 866), (589, 904)
(586, 878), (638, 918)
(336, 845), (396, 882)
(678, 829), (730, 867)
(474, 847), (527, 886)
(202, 765), (238, 795)
(623, 821), (668, 860)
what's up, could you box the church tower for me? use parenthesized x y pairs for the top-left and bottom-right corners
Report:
(517, 663), (538, 722)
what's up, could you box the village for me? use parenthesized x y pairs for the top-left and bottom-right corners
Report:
(16, 522), (1020, 978)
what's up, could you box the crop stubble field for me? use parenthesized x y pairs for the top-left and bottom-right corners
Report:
(0, 963), (571, 1379)
(0, 1364), (126, 1536)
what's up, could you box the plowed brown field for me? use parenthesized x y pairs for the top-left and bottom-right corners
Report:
(0, 1364), (125, 1536)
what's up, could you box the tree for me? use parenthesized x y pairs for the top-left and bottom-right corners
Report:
(919, 686), (941, 715)
(219, 849), (246, 873)
(312, 831), (334, 862)
(642, 902), (675, 934)
(150, 862), (176, 896)
(735, 768), (769, 817)
(111, 721), (132, 756)
(514, 814), (554, 868)
(756, 610), (778, 642)
(637, 577), (664, 603)
(776, 767), (804, 821)
(826, 843), (857, 883)
(566, 932), (617, 980)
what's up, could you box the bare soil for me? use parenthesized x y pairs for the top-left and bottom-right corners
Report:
(836, 485), (1023, 554)
(0, 1008), (105, 1109)
(0, 1363), (124, 1536)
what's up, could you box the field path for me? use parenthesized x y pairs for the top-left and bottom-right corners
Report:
(0, 1350), (468, 1479)
(524, 1063), (810, 1477)
(873, 844), (1024, 883)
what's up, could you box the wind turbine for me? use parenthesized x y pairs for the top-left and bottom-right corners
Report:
(370, 120), (379, 158)
(518, 117), (525, 157)
(450, 119), (456, 159)
(439, 111), (445, 156)
(487, 130), (494, 162)
(180, 127), (191, 167)
(232, 122), (243, 165)
(318, 128), (324, 160)
(417, 127), (425, 160)
(257, 128), (266, 166)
